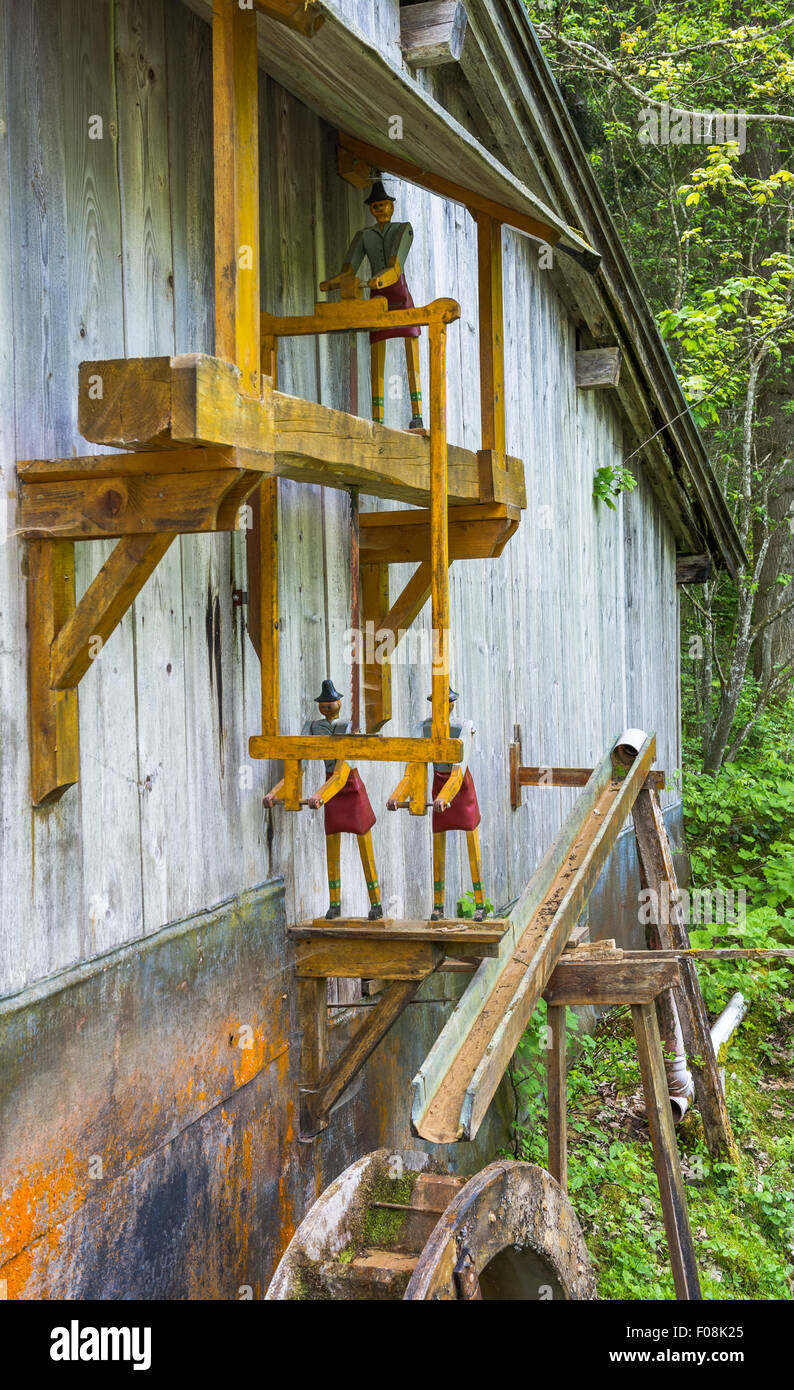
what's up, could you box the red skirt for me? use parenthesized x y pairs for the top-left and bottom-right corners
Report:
(432, 768), (481, 833)
(324, 769), (376, 836)
(370, 274), (421, 342)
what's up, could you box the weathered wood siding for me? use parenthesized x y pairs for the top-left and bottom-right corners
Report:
(0, 0), (680, 997)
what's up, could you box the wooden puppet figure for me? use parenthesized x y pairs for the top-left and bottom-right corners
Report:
(387, 687), (485, 921)
(320, 180), (424, 430)
(264, 679), (383, 920)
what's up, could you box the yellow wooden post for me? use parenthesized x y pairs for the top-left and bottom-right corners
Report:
(428, 321), (449, 741)
(474, 212), (505, 467)
(212, 0), (260, 395)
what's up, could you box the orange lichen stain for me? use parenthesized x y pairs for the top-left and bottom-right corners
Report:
(0, 1151), (78, 1297)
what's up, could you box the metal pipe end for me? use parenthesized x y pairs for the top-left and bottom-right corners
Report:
(670, 1094), (689, 1124)
(612, 728), (648, 768)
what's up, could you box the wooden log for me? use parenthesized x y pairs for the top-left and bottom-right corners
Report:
(249, 733), (463, 763)
(28, 539), (80, 806)
(543, 955), (680, 1006)
(300, 981), (422, 1137)
(295, 938), (442, 980)
(474, 212), (506, 463)
(546, 1005), (567, 1192)
(631, 1002), (702, 1300)
(50, 534), (175, 690)
(575, 347), (621, 390)
(400, 1), (468, 68)
(412, 733), (658, 1142)
(632, 788), (738, 1163)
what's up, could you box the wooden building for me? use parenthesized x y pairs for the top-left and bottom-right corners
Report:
(0, 0), (742, 1298)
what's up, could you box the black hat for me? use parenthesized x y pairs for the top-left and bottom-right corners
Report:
(315, 678), (343, 703)
(427, 686), (459, 702)
(365, 179), (394, 205)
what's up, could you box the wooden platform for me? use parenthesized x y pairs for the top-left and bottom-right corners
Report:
(290, 917), (509, 944)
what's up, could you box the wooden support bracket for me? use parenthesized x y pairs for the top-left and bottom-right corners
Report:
(509, 726), (664, 807)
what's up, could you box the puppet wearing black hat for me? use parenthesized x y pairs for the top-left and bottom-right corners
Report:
(263, 680), (383, 920)
(320, 177), (424, 431)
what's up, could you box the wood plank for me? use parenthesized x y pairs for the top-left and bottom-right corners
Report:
(676, 554), (711, 585)
(295, 938), (442, 979)
(261, 295), (459, 337)
(519, 766), (666, 790)
(249, 733), (463, 762)
(632, 1002), (702, 1300)
(17, 446), (238, 482)
(28, 539), (80, 806)
(474, 213), (506, 463)
(300, 980), (422, 1137)
(575, 347), (621, 390)
(543, 955), (680, 1006)
(50, 534), (176, 690)
(289, 917), (509, 944)
(632, 788), (738, 1162)
(546, 1004), (567, 1191)
(412, 733), (657, 1143)
(401, 1), (468, 68)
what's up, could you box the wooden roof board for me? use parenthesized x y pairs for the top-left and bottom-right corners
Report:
(183, 0), (599, 266)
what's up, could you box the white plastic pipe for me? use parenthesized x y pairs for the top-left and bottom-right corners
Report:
(710, 992), (747, 1055)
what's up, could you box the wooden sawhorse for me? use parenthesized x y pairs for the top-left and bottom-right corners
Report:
(543, 947), (702, 1300)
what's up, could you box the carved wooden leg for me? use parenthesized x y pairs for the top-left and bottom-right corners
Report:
(325, 833), (342, 918)
(432, 831), (446, 920)
(357, 831), (383, 919)
(466, 827), (485, 918)
(405, 335), (423, 428)
(370, 339), (386, 423)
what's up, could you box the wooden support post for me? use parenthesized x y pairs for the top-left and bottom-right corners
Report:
(428, 322), (449, 740)
(300, 980), (423, 1137)
(212, 0), (260, 395)
(631, 1002), (702, 1300)
(361, 561), (392, 732)
(258, 477), (279, 735)
(632, 788), (738, 1163)
(50, 534), (175, 690)
(546, 1004), (567, 1192)
(28, 540), (80, 806)
(298, 977), (328, 1095)
(473, 212), (505, 466)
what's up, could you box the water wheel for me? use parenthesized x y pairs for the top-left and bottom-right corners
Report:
(266, 1149), (596, 1300)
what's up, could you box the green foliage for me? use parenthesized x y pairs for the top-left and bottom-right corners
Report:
(456, 889), (495, 918)
(592, 463), (638, 509)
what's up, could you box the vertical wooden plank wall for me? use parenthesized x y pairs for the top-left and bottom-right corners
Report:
(0, 0), (682, 996)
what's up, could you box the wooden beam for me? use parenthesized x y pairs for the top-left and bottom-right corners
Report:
(28, 540), (80, 806)
(546, 1005), (567, 1191)
(543, 954), (680, 1006)
(632, 1002), (702, 1300)
(338, 132), (570, 250)
(474, 213), (506, 463)
(676, 554), (712, 585)
(257, 477), (279, 733)
(400, 1), (468, 68)
(213, 0), (260, 396)
(359, 504), (519, 564)
(17, 446), (239, 482)
(632, 789), (738, 1163)
(19, 468), (254, 540)
(50, 534), (175, 690)
(78, 355), (274, 455)
(429, 321), (450, 740)
(518, 766), (666, 791)
(249, 733), (463, 763)
(295, 938), (442, 980)
(261, 296), (459, 338)
(361, 561), (393, 733)
(300, 981), (422, 1138)
(412, 733), (657, 1143)
(575, 347), (621, 390)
